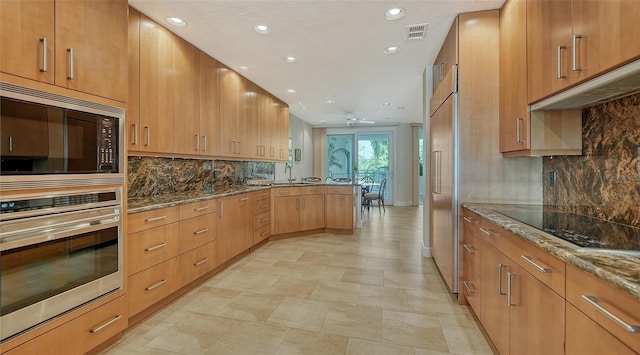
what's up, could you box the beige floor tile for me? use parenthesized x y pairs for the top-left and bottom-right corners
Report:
(321, 303), (382, 341)
(383, 270), (430, 290)
(366, 256), (407, 271)
(310, 279), (362, 304)
(208, 270), (280, 292)
(346, 338), (415, 355)
(275, 328), (349, 355)
(210, 321), (289, 355)
(263, 277), (320, 299)
(357, 285), (409, 311)
(103, 341), (179, 354)
(381, 310), (449, 351)
(328, 253), (369, 268)
(216, 291), (283, 321)
(169, 286), (240, 316)
(267, 298), (330, 331)
(407, 289), (464, 316)
(341, 267), (384, 286)
(296, 251), (336, 264)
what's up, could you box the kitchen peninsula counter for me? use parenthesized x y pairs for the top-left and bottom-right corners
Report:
(463, 203), (640, 301)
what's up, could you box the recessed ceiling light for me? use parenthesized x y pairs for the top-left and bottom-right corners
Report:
(283, 56), (297, 63)
(286, 89), (296, 93)
(385, 7), (406, 20)
(166, 17), (186, 27)
(384, 46), (400, 54)
(254, 25), (271, 34)
(238, 66), (249, 71)
(382, 102), (391, 106)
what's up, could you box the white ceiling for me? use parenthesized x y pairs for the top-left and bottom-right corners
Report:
(129, 0), (505, 127)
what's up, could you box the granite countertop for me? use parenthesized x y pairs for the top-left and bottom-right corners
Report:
(463, 203), (640, 301)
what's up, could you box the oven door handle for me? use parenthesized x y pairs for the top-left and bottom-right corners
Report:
(0, 209), (120, 251)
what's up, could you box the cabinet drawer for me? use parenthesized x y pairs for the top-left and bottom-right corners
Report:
(255, 189), (270, 200)
(128, 207), (180, 234)
(273, 187), (299, 196)
(254, 211), (270, 229)
(178, 240), (217, 287)
(9, 296), (128, 354)
(326, 186), (353, 195)
(566, 303), (636, 355)
(179, 199), (217, 220)
(128, 258), (179, 316)
(462, 229), (482, 279)
(127, 222), (180, 275)
(179, 214), (216, 254)
(254, 224), (270, 244)
(253, 198), (271, 214)
(566, 264), (640, 352)
(299, 186), (324, 195)
(461, 268), (481, 317)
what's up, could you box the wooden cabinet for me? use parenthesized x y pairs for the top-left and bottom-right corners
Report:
(527, 0), (640, 103)
(172, 37), (201, 155)
(243, 80), (261, 159)
(276, 99), (290, 162)
(219, 66), (243, 157)
(199, 52), (221, 156)
(273, 187), (324, 235)
(432, 17), (458, 95)
(324, 186), (354, 231)
(127, 7), (142, 152)
(178, 214), (216, 254)
(499, 0), (583, 157)
(1, 0), (127, 102)
(128, 258), (180, 316)
(566, 303), (637, 355)
(460, 212), (482, 315)
(217, 193), (254, 263)
(136, 13), (174, 154)
(127, 223), (180, 276)
(6, 296), (127, 355)
(178, 239), (218, 287)
(479, 240), (511, 355)
(253, 190), (271, 244)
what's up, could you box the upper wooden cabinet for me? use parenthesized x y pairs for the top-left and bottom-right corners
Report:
(172, 37), (201, 155)
(499, 0), (583, 157)
(527, 0), (640, 103)
(432, 17), (458, 95)
(199, 52), (221, 157)
(219, 66), (242, 157)
(1, 0), (127, 102)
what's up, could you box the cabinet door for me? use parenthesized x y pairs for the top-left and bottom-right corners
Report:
(199, 52), (220, 156)
(300, 194), (324, 231)
(0, 0), (55, 84)
(139, 14), (174, 153)
(526, 0), (572, 103)
(128, 7), (142, 151)
(258, 88), (271, 158)
(241, 79), (260, 159)
(54, 0), (128, 102)
(127, 222), (180, 276)
(499, 0), (529, 153)
(273, 196), (300, 234)
(278, 103), (290, 162)
(566, 303), (636, 355)
(508, 264), (565, 355)
(325, 194), (353, 230)
(219, 65), (239, 156)
(572, 0), (640, 83)
(231, 194), (253, 255)
(480, 241), (510, 355)
(217, 197), (234, 264)
(173, 38), (200, 155)
(432, 18), (458, 94)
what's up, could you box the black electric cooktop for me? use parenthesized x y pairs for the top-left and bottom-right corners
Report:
(496, 207), (640, 255)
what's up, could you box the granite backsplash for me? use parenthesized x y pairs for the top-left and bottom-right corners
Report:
(543, 93), (640, 227)
(128, 157), (275, 197)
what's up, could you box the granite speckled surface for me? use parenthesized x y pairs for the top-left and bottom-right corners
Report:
(463, 203), (640, 301)
(543, 92), (640, 227)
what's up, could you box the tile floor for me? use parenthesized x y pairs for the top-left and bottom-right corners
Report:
(103, 206), (493, 355)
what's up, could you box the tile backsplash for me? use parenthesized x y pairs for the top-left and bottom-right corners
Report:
(543, 93), (640, 227)
(127, 157), (275, 197)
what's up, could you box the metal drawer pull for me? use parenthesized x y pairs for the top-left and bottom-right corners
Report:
(521, 255), (551, 273)
(463, 216), (477, 224)
(463, 244), (477, 254)
(260, 204), (268, 209)
(145, 215), (167, 222)
(145, 279), (167, 291)
(145, 126), (150, 146)
(193, 228), (209, 235)
(90, 315), (122, 334)
(194, 258), (209, 266)
(507, 272), (516, 306)
(240, 197), (249, 201)
(145, 243), (167, 252)
(132, 124), (138, 145)
(479, 227), (495, 237)
(572, 34), (582, 71)
(557, 45), (566, 79)
(8, 136), (13, 152)
(260, 218), (269, 223)
(194, 206), (210, 211)
(195, 134), (200, 151)
(582, 295), (640, 333)
(261, 231), (269, 236)
(40, 38), (48, 72)
(202, 135), (207, 151)
(67, 48), (75, 80)
(463, 281), (477, 294)
(498, 263), (507, 295)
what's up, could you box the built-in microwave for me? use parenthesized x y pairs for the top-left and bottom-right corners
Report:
(0, 83), (124, 190)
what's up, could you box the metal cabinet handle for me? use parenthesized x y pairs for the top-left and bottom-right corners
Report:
(193, 228), (209, 235)
(236, 141), (242, 154)
(40, 38), (48, 72)
(145, 215), (167, 222)
(572, 34), (582, 71)
(463, 280), (477, 294)
(239, 197), (249, 202)
(194, 206), (210, 212)
(202, 135), (207, 151)
(89, 315), (122, 334)
(260, 204), (268, 209)
(196, 134), (200, 151)
(432, 151), (441, 194)
(67, 48), (75, 80)
(557, 45), (566, 79)
(296, 198), (300, 210)
(521, 255), (551, 273)
(463, 244), (478, 254)
(463, 216), (477, 224)
(145, 242), (167, 252)
(8, 136), (13, 152)
(516, 117), (523, 144)
(194, 258), (209, 266)
(507, 272), (516, 306)
(498, 263), (507, 295)
(581, 295), (640, 333)
(479, 227), (495, 237)
(132, 124), (138, 145)
(220, 201), (224, 219)
(144, 126), (150, 146)
(145, 279), (167, 291)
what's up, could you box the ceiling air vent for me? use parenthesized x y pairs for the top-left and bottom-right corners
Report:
(406, 23), (428, 40)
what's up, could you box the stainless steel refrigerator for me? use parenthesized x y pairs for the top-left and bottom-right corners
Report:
(430, 65), (458, 293)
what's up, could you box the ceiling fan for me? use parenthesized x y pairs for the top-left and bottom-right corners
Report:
(345, 113), (375, 126)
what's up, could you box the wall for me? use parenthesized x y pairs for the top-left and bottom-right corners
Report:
(274, 113), (314, 182)
(543, 93), (640, 227)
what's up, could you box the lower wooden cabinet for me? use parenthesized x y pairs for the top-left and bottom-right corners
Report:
(128, 257), (180, 316)
(6, 296), (127, 355)
(178, 240), (218, 287)
(566, 303), (636, 355)
(324, 186), (354, 230)
(273, 187), (324, 235)
(127, 222), (180, 276)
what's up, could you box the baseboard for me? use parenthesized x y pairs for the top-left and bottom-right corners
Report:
(422, 241), (432, 258)
(393, 201), (414, 206)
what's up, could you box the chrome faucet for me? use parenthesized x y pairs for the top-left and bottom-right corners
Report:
(285, 164), (295, 183)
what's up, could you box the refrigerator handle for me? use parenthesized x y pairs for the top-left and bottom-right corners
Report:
(431, 150), (442, 194)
